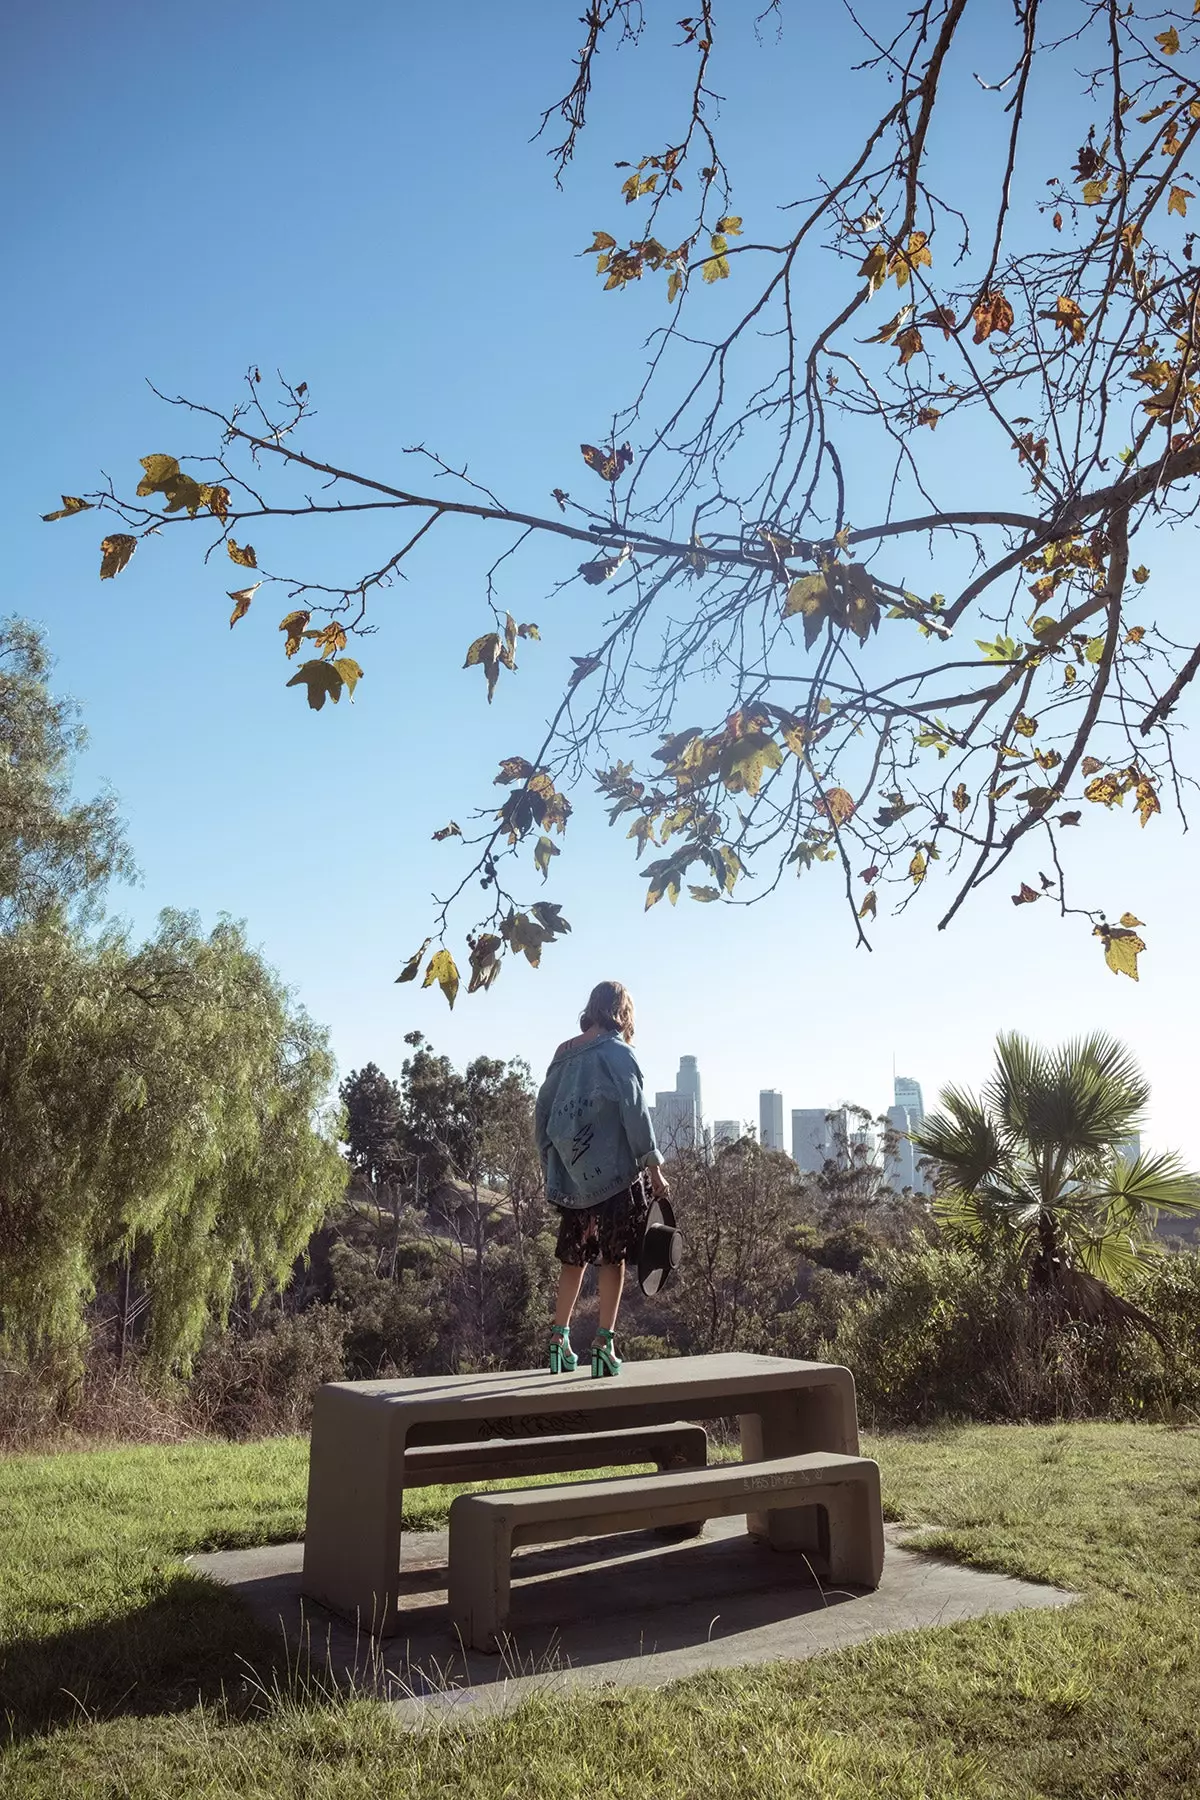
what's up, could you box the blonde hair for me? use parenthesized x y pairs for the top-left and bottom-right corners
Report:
(580, 980), (635, 1043)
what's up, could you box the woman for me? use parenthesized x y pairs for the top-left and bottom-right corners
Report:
(535, 979), (669, 1377)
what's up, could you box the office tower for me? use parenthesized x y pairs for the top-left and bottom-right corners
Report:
(885, 1104), (918, 1190)
(894, 1075), (925, 1125)
(759, 1089), (785, 1152)
(713, 1119), (741, 1147)
(654, 1089), (698, 1154)
(676, 1055), (703, 1127)
(791, 1108), (831, 1173)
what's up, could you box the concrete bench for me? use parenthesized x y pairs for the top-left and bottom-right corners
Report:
(448, 1450), (884, 1650)
(404, 1421), (708, 1487)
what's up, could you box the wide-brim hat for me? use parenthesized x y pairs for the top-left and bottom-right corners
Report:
(638, 1196), (682, 1296)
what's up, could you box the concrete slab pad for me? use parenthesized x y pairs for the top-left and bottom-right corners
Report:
(191, 1520), (1076, 1727)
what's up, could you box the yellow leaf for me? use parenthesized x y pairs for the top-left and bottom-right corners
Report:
(858, 245), (888, 294)
(1132, 566), (1150, 585)
(464, 631), (503, 702)
(1119, 911), (1145, 928)
(1135, 777), (1161, 827)
(41, 495), (92, 522)
(1125, 625), (1145, 645)
(422, 948), (460, 1009)
(1157, 26), (1181, 54)
(136, 454), (180, 495)
(99, 534), (137, 580)
(701, 254), (730, 282)
(689, 884), (721, 902)
(227, 539), (257, 568)
(1047, 295), (1085, 343)
(1096, 924), (1144, 980)
(285, 659), (344, 710)
(207, 485), (231, 524)
(1169, 186), (1193, 217)
(534, 835), (559, 880)
(909, 848), (927, 885)
(858, 888), (877, 920)
(279, 610), (310, 658)
(228, 583), (260, 627)
(331, 657), (363, 700)
(1013, 713), (1037, 738)
(715, 215), (743, 235)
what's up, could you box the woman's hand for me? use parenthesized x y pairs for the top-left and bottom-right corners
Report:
(649, 1168), (670, 1198)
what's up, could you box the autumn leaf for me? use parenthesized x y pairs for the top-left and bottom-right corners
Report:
(99, 534), (137, 580)
(859, 303), (913, 345)
(422, 947), (460, 1009)
(858, 244), (888, 294)
(569, 654), (602, 686)
(432, 821), (462, 841)
(227, 539), (257, 568)
(716, 215), (743, 235)
(395, 938), (431, 984)
(534, 834), (560, 880)
(895, 324), (924, 365)
(464, 631), (503, 702)
(1156, 26), (1181, 54)
(279, 610), (310, 658)
(207, 485), (231, 524)
(580, 443), (633, 482)
(517, 622), (540, 640)
(1046, 295), (1085, 343)
(1169, 186), (1193, 217)
(701, 253), (731, 282)
(136, 454), (180, 496)
(1014, 713), (1037, 738)
(228, 583), (259, 627)
(972, 292), (1014, 342)
(468, 934), (503, 995)
(1135, 777), (1161, 827)
(310, 621), (348, 660)
(858, 889), (877, 920)
(689, 884), (721, 903)
(285, 660), (344, 710)
(783, 571), (830, 649)
(952, 782), (969, 813)
(818, 786), (856, 826)
(331, 657), (363, 700)
(1081, 756), (1103, 776)
(1058, 811), (1081, 826)
(909, 848), (927, 885)
(719, 732), (783, 796)
(1096, 924), (1144, 981)
(42, 495), (92, 522)
(1012, 883), (1040, 906)
(1120, 911), (1145, 928)
(916, 406), (941, 429)
(495, 757), (537, 786)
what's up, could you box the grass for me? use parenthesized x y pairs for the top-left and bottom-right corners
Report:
(2, 1423), (1199, 1796)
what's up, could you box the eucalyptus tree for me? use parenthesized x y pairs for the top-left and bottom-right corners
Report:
(43, 4), (1200, 996)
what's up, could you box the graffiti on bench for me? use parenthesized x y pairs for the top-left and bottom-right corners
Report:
(474, 1411), (590, 1440)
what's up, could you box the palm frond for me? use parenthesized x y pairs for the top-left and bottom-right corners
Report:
(1099, 1151), (1200, 1222)
(913, 1085), (1007, 1190)
(984, 1032), (1050, 1139)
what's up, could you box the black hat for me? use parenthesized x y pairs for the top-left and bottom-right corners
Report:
(638, 1196), (682, 1296)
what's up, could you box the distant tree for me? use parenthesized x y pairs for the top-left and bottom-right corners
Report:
(915, 1031), (1200, 1334)
(0, 617), (132, 928)
(51, 5), (1200, 994)
(662, 1139), (813, 1354)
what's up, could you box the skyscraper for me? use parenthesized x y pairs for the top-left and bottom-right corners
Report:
(884, 1104), (918, 1190)
(654, 1089), (698, 1154)
(759, 1089), (785, 1152)
(894, 1075), (925, 1125)
(791, 1108), (830, 1173)
(676, 1055), (703, 1128)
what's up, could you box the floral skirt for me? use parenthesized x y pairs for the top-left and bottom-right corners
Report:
(552, 1179), (649, 1267)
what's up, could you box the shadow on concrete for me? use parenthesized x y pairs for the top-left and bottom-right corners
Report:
(193, 1519), (1078, 1724)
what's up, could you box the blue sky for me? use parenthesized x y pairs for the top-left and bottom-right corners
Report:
(5, 3), (1199, 1155)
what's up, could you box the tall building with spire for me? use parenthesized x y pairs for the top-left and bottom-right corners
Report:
(893, 1075), (925, 1124)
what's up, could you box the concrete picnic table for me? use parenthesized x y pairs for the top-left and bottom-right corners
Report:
(302, 1352), (862, 1630)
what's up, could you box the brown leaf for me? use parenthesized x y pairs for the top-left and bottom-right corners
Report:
(580, 442), (633, 482)
(228, 583), (260, 627)
(99, 534), (137, 580)
(895, 324), (924, 365)
(1135, 777), (1161, 827)
(916, 406), (941, 429)
(1012, 883), (1040, 905)
(495, 757), (537, 786)
(569, 654), (603, 686)
(1157, 26), (1181, 54)
(279, 609), (311, 658)
(1058, 811), (1081, 826)
(42, 496), (92, 522)
(818, 786), (856, 827)
(227, 539), (257, 568)
(952, 782), (969, 813)
(1081, 756), (1104, 776)
(972, 292), (1015, 343)
(395, 939), (431, 985)
(207, 485), (231, 525)
(860, 865), (880, 883)
(1045, 295), (1085, 344)
(1119, 910), (1145, 928)
(310, 621), (348, 660)
(1169, 185), (1193, 217)
(432, 821), (462, 841)
(858, 889), (877, 921)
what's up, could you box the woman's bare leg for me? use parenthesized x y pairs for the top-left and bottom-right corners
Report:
(597, 1260), (625, 1333)
(554, 1263), (586, 1327)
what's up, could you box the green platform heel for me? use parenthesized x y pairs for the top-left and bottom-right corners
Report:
(591, 1329), (622, 1378)
(548, 1324), (579, 1374)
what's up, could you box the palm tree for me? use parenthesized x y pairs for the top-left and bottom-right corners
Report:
(913, 1032), (1200, 1336)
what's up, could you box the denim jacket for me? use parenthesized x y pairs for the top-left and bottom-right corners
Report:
(535, 1032), (663, 1208)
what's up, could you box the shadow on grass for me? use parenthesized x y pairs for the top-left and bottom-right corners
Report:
(0, 1570), (287, 1748)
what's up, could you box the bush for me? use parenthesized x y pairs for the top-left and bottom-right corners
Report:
(188, 1305), (348, 1438)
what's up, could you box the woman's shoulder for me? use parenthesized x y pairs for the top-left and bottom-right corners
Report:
(553, 1032), (588, 1060)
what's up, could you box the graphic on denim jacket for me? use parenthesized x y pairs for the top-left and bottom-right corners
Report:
(535, 1034), (663, 1208)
